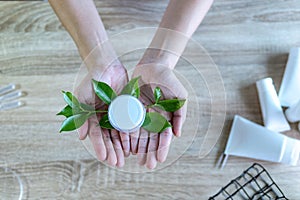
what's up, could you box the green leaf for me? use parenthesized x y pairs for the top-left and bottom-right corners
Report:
(99, 114), (114, 129)
(59, 113), (89, 132)
(121, 76), (140, 98)
(155, 99), (186, 112)
(57, 105), (83, 117)
(92, 79), (117, 105)
(57, 105), (73, 117)
(154, 87), (162, 103)
(62, 91), (80, 108)
(142, 112), (172, 133)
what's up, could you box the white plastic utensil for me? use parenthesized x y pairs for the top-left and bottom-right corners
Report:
(0, 167), (24, 200)
(0, 84), (25, 111)
(0, 101), (24, 111)
(0, 83), (16, 96)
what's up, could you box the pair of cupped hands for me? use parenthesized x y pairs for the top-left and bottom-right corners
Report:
(75, 61), (187, 169)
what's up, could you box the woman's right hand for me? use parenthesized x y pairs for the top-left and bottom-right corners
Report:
(75, 63), (129, 168)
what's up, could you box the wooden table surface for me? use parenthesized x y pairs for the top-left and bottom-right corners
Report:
(1, 0), (300, 199)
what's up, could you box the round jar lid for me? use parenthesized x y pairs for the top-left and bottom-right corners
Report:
(108, 95), (145, 132)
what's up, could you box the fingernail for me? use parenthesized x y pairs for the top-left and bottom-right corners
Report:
(124, 151), (130, 157)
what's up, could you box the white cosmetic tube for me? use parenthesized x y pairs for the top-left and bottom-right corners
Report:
(278, 47), (300, 107)
(256, 78), (290, 132)
(285, 99), (300, 123)
(222, 115), (300, 167)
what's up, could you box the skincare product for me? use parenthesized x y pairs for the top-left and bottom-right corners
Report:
(0, 91), (24, 102)
(285, 99), (300, 123)
(219, 115), (300, 168)
(278, 47), (300, 107)
(108, 95), (145, 132)
(256, 78), (290, 132)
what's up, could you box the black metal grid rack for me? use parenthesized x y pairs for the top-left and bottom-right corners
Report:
(209, 163), (288, 200)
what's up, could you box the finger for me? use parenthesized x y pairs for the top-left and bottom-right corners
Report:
(78, 121), (88, 140)
(102, 129), (117, 166)
(157, 128), (172, 163)
(119, 132), (130, 157)
(146, 133), (159, 169)
(110, 130), (125, 168)
(137, 128), (149, 166)
(88, 117), (107, 161)
(172, 103), (187, 137)
(130, 130), (139, 155)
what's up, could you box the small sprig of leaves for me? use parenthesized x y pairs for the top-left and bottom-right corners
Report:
(58, 77), (186, 133)
(149, 87), (186, 112)
(57, 91), (104, 132)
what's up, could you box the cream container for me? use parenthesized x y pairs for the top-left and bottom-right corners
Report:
(285, 99), (300, 123)
(278, 47), (300, 107)
(108, 95), (145, 132)
(218, 115), (300, 168)
(256, 78), (290, 132)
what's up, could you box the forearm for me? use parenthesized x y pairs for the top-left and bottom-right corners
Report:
(49, 0), (119, 71)
(139, 0), (214, 69)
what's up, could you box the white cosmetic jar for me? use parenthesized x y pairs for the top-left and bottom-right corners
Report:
(108, 95), (146, 132)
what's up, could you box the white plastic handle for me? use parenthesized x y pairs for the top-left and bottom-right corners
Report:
(0, 101), (24, 111)
(0, 84), (16, 96)
(0, 91), (24, 102)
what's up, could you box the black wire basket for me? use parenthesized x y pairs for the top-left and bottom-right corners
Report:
(209, 163), (288, 200)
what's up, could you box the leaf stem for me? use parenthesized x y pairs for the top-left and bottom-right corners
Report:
(93, 110), (108, 113)
(146, 104), (156, 109)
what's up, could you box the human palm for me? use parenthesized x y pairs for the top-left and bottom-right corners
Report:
(75, 65), (129, 167)
(131, 64), (188, 169)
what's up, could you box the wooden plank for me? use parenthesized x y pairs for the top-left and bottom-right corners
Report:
(0, 0), (300, 199)
(1, 157), (300, 199)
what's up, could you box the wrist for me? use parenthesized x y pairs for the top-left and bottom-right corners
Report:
(138, 28), (189, 70)
(75, 28), (109, 59)
(138, 48), (178, 69)
(82, 41), (122, 74)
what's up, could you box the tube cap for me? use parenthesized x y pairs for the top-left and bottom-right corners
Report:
(108, 95), (145, 132)
(285, 99), (300, 123)
(256, 77), (274, 93)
